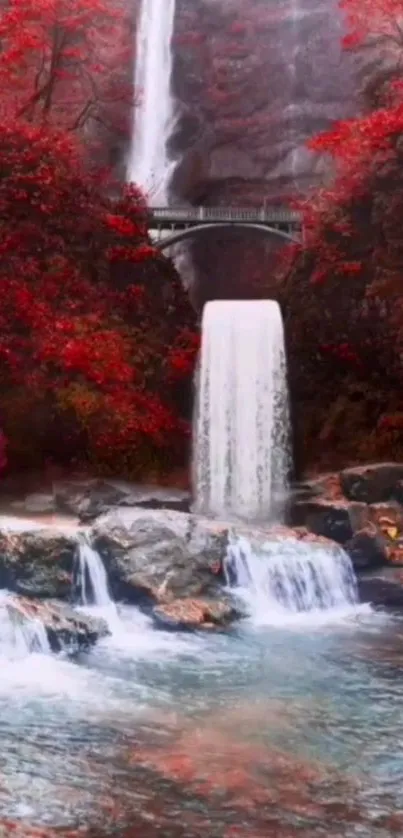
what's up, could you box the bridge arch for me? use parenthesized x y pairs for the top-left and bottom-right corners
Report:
(151, 222), (300, 250)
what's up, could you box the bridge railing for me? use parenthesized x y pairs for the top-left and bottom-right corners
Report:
(146, 206), (301, 224)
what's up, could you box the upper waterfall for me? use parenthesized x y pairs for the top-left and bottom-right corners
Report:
(128, 0), (176, 203)
(193, 300), (290, 523)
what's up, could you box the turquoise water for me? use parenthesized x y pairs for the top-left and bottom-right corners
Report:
(1, 601), (403, 836)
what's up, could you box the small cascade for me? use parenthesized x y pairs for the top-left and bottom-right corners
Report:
(0, 593), (50, 658)
(76, 534), (112, 608)
(129, 0), (176, 202)
(12, 613), (50, 656)
(193, 300), (290, 523)
(75, 535), (119, 631)
(225, 537), (359, 623)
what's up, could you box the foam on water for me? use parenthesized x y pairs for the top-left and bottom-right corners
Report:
(224, 536), (369, 627)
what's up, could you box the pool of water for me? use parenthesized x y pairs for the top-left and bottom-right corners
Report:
(1, 599), (403, 837)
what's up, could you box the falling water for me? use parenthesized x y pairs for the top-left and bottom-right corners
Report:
(76, 535), (113, 608)
(193, 300), (290, 522)
(225, 536), (360, 624)
(0, 593), (50, 658)
(76, 534), (121, 633)
(129, 0), (176, 202)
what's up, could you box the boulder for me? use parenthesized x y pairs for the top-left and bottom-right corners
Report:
(54, 478), (190, 521)
(90, 508), (228, 604)
(90, 508), (342, 605)
(0, 521), (77, 598)
(10, 491), (56, 516)
(289, 473), (403, 567)
(344, 528), (388, 572)
(53, 478), (120, 518)
(6, 594), (109, 653)
(357, 574), (403, 609)
(368, 502), (403, 537)
(151, 597), (243, 632)
(289, 498), (369, 544)
(340, 463), (403, 504)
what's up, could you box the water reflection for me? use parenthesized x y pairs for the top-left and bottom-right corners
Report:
(1, 608), (403, 835)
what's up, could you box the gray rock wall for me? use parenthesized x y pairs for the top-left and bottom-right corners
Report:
(167, 0), (358, 301)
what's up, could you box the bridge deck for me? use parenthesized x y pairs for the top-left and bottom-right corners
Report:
(143, 206), (301, 225)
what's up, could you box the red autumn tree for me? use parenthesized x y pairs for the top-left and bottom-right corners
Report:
(274, 0), (403, 468)
(0, 118), (196, 476)
(0, 0), (134, 146)
(0, 0), (198, 478)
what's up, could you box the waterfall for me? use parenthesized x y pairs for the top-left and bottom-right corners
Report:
(0, 593), (50, 658)
(11, 613), (50, 656)
(129, 0), (176, 203)
(193, 300), (290, 522)
(76, 534), (120, 631)
(76, 535), (113, 609)
(225, 537), (359, 623)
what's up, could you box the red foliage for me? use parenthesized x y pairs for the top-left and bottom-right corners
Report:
(0, 0), (133, 141)
(273, 0), (403, 468)
(340, 0), (403, 50)
(0, 117), (197, 475)
(0, 0), (199, 477)
(167, 328), (200, 381)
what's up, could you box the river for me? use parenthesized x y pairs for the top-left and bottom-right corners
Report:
(1, 597), (403, 836)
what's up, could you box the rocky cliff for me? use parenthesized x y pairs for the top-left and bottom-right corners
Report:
(166, 0), (358, 302)
(171, 0), (357, 204)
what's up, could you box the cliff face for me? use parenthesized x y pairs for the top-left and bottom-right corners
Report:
(166, 0), (357, 303)
(171, 0), (357, 204)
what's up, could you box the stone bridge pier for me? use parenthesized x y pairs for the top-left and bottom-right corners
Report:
(142, 206), (302, 307)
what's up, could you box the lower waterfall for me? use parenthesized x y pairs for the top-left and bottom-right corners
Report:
(225, 537), (360, 624)
(193, 300), (290, 522)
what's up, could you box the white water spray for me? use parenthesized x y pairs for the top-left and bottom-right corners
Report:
(76, 535), (121, 633)
(225, 537), (360, 624)
(0, 592), (50, 658)
(129, 0), (176, 202)
(193, 300), (290, 522)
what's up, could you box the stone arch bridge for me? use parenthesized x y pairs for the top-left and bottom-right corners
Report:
(141, 207), (302, 249)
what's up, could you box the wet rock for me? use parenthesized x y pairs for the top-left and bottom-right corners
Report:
(368, 502), (403, 542)
(289, 498), (369, 544)
(90, 508), (228, 604)
(151, 597), (242, 632)
(11, 491), (56, 516)
(90, 508), (341, 605)
(0, 523), (77, 598)
(290, 525), (340, 549)
(54, 478), (122, 519)
(340, 463), (403, 504)
(6, 594), (109, 653)
(357, 576), (403, 609)
(344, 528), (387, 571)
(54, 478), (191, 521)
(301, 473), (344, 501)
(384, 542), (403, 566)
